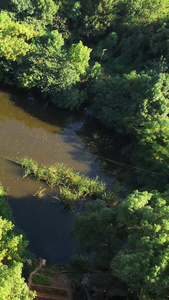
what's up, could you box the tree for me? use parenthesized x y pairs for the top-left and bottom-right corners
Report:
(0, 11), (41, 61)
(72, 188), (169, 299)
(0, 186), (13, 222)
(71, 199), (119, 268)
(0, 186), (35, 299)
(16, 38), (91, 109)
(83, 0), (119, 36)
(123, 0), (169, 26)
(0, 0), (34, 19)
(111, 189), (169, 300)
(0, 216), (35, 299)
(33, 0), (59, 25)
(69, 41), (92, 76)
(91, 61), (169, 189)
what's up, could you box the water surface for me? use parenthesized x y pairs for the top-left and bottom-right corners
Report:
(0, 87), (114, 263)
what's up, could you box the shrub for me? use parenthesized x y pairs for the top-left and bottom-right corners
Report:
(32, 274), (52, 286)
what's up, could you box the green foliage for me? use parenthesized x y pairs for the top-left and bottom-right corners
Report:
(0, 186), (13, 221)
(109, 27), (150, 71)
(19, 156), (39, 178)
(32, 273), (52, 286)
(59, 0), (169, 38)
(53, 87), (85, 110)
(149, 23), (169, 61)
(79, 0), (121, 36)
(60, 1), (81, 22)
(124, 0), (169, 26)
(71, 199), (118, 268)
(105, 23), (169, 74)
(0, 186), (35, 299)
(70, 1), (81, 19)
(0, 11), (41, 61)
(72, 188), (169, 298)
(34, 0), (59, 25)
(92, 32), (118, 63)
(69, 41), (92, 76)
(84, 0), (116, 35)
(91, 62), (169, 189)
(0, 0), (34, 19)
(13, 33), (91, 109)
(1, 1), (169, 298)
(0, 2), (169, 299)
(15, 29), (65, 87)
(89, 62), (103, 80)
(111, 189), (169, 300)
(70, 254), (89, 271)
(19, 157), (106, 206)
(0, 216), (35, 299)
(0, 261), (35, 299)
(52, 15), (70, 39)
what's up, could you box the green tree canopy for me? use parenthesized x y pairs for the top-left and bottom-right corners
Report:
(112, 189), (169, 300)
(0, 215), (35, 299)
(34, 0), (59, 25)
(72, 188), (169, 299)
(91, 61), (169, 188)
(69, 40), (92, 76)
(71, 199), (119, 268)
(0, 11), (41, 61)
(15, 38), (91, 109)
(0, 186), (35, 299)
(123, 0), (169, 26)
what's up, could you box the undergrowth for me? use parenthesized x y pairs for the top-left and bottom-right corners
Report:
(32, 274), (52, 286)
(19, 157), (106, 206)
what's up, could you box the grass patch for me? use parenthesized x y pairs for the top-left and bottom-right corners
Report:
(32, 274), (52, 286)
(19, 157), (107, 206)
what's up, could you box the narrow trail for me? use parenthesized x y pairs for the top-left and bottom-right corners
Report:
(28, 260), (72, 300)
(28, 260), (44, 289)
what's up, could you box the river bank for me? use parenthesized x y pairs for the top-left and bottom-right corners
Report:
(0, 86), (119, 263)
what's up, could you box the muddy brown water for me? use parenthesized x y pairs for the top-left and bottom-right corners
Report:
(0, 87), (115, 264)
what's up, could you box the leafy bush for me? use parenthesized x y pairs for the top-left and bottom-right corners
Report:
(32, 274), (52, 286)
(70, 254), (89, 271)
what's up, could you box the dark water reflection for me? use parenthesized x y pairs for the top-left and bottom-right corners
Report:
(7, 195), (78, 264)
(0, 86), (116, 263)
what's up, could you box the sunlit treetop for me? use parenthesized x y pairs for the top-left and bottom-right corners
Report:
(0, 11), (42, 60)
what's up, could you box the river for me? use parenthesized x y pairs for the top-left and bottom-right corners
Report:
(0, 86), (118, 264)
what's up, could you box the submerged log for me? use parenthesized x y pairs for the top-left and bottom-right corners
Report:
(0, 155), (21, 166)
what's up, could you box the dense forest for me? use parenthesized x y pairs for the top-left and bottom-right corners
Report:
(0, 0), (169, 299)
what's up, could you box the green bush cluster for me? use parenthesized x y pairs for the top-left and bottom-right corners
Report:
(19, 157), (106, 205)
(72, 190), (169, 299)
(0, 186), (35, 300)
(32, 274), (52, 286)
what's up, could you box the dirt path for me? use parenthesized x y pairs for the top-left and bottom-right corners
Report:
(28, 261), (72, 300)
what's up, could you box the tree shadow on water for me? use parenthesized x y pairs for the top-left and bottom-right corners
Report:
(5, 194), (79, 264)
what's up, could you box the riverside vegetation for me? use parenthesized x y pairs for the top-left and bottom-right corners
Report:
(19, 157), (169, 300)
(0, 0), (169, 299)
(0, 0), (168, 189)
(19, 156), (107, 207)
(0, 186), (35, 299)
